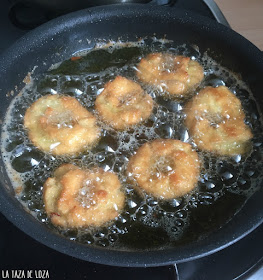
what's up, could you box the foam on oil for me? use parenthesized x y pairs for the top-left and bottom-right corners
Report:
(1, 38), (263, 250)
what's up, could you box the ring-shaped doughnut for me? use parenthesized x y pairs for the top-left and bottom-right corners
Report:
(127, 139), (200, 200)
(184, 86), (253, 155)
(136, 53), (204, 97)
(24, 94), (100, 156)
(95, 76), (154, 130)
(43, 164), (125, 228)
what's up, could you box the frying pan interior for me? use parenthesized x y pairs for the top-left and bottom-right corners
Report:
(0, 5), (262, 267)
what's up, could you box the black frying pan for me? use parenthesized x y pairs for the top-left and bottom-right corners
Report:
(0, 4), (262, 267)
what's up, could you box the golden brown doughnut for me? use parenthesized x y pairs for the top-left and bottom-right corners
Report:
(136, 53), (204, 97)
(184, 86), (253, 155)
(43, 164), (125, 228)
(127, 139), (200, 199)
(95, 76), (154, 130)
(24, 94), (100, 156)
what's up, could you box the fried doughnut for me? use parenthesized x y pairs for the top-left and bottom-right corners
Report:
(43, 164), (125, 228)
(185, 86), (253, 155)
(127, 139), (200, 199)
(24, 94), (100, 155)
(95, 76), (154, 130)
(136, 53), (204, 96)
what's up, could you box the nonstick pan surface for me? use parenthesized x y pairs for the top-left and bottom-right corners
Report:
(0, 4), (262, 267)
